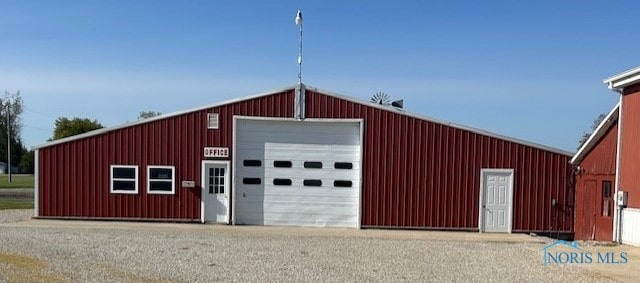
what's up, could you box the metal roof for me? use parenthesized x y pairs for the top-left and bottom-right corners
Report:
(34, 84), (573, 156)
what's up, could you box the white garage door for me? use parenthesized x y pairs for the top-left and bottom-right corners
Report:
(234, 118), (361, 228)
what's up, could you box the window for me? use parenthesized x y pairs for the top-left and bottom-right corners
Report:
(303, 179), (322, 187)
(147, 166), (175, 194)
(243, 160), (262, 167)
(273, 179), (292, 186)
(602, 181), (612, 198)
(274, 161), (292, 168)
(304, 161), (322, 169)
(334, 162), (353, 169)
(602, 181), (613, 217)
(208, 167), (225, 194)
(334, 180), (353, 187)
(110, 165), (138, 194)
(243, 178), (261, 185)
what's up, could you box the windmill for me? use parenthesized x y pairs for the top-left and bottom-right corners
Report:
(370, 92), (403, 109)
(370, 92), (391, 105)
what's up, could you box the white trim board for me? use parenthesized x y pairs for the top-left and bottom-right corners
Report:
(604, 65), (640, 91)
(571, 102), (620, 164)
(34, 149), (39, 217)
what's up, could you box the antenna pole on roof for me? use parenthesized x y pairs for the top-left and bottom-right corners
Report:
(295, 10), (303, 85)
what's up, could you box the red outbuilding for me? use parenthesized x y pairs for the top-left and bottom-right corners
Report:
(34, 84), (573, 234)
(582, 66), (640, 246)
(571, 105), (618, 241)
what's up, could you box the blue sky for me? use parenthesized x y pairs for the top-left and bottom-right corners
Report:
(0, 1), (637, 152)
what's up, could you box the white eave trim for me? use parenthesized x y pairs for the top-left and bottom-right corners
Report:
(33, 83), (573, 156)
(310, 86), (574, 156)
(32, 85), (298, 149)
(570, 102), (620, 164)
(604, 66), (640, 91)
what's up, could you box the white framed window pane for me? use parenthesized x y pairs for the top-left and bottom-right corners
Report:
(113, 181), (136, 191)
(150, 181), (172, 192)
(110, 165), (138, 194)
(147, 166), (175, 194)
(149, 168), (172, 180)
(113, 167), (136, 179)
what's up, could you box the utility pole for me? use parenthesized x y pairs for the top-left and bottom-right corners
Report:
(6, 101), (11, 183)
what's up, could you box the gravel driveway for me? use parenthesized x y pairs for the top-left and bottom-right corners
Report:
(0, 210), (620, 282)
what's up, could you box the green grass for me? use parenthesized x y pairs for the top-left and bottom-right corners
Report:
(0, 174), (34, 188)
(0, 199), (34, 210)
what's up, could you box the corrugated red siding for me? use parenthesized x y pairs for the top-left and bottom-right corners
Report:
(577, 124), (618, 177)
(620, 83), (640, 208)
(305, 90), (573, 232)
(574, 122), (617, 241)
(38, 90), (294, 220)
(38, 87), (572, 233)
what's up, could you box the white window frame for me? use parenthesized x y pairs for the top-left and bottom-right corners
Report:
(147, 165), (176, 195)
(110, 165), (139, 194)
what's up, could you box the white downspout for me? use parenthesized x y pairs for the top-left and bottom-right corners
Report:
(613, 93), (623, 242)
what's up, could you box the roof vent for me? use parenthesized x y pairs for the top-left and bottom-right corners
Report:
(207, 113), (219, 129)
(391, 99), (404, 109)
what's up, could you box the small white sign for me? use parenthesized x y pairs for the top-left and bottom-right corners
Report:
(204, 147), (229, 158)
(182, 181), (195, 188)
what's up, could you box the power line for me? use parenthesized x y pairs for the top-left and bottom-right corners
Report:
(23, 124), (52, 132)
(23, 106), (57, 119)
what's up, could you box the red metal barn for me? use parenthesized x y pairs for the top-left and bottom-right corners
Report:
(571, 105), (618, 241)
(601, 66), (640, 245)
(34, 84), (573, 234)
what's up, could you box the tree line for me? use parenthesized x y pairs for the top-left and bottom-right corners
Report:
(1, 89), (162, 175)
(5, 87), (602, 174)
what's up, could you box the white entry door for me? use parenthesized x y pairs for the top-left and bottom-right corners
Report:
(202, 161), (230, 223)
(479, 169), (514, 233)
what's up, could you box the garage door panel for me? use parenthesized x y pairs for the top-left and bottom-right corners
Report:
(238, 124), (360, 143)
(236, 215), (358, 228)
(238, 209), (358, 221)
(238, 130), (359, 145)
(238, 154), (360, 164)
(237, 166), (360, 179)
(236, 156), (361, 166)
(237, 190), (358, 204)
(235, 119), (361, 228)
(239, 171), (361, 181)
(237, 200), (358, 212)
(238, 134), (359, 146)
(237, 147), (360, 158)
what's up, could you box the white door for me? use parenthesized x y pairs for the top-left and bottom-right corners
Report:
(479, 169), (514, 233)
(203, 161), (230, 223)
(234, 118), (362, 228)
